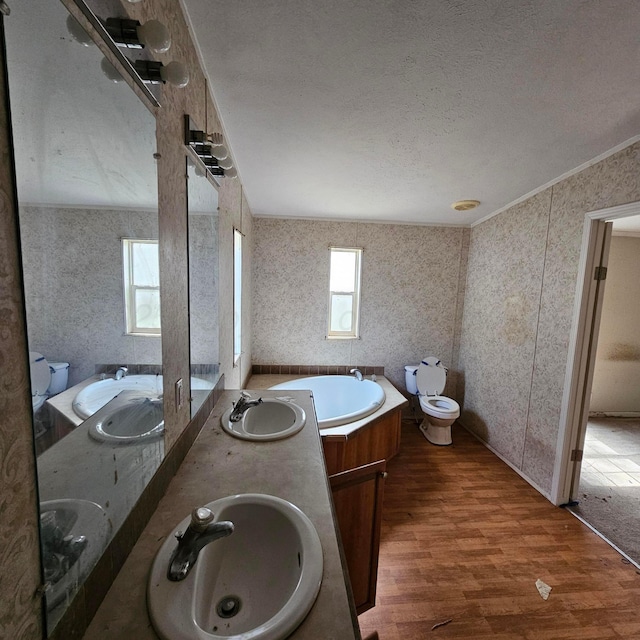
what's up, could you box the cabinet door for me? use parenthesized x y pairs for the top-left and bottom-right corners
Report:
(329, 459), (386, 615)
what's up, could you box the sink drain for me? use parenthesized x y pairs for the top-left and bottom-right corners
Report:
(216, 595), (241, 619)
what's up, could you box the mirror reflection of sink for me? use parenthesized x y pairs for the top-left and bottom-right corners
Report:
(221, 397), (306, 441)
(148, 493), (323, 640)
(39, 499), (111, 611)
(88, 395), (164, 444)
(73, 374), (213, 420)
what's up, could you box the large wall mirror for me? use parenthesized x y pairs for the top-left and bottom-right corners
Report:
(5, 0), (162, 633)
(187, 158), (221, 417)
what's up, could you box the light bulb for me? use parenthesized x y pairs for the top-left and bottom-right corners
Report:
(101, 57), (123, 83)
(219, 157), (233, 170)
(137, 20), (171, 53)
(160, 61), (189, 88)
(211, 144), (228, 161)
(224, 167), (237, 179)
(66, 14), (94, 46)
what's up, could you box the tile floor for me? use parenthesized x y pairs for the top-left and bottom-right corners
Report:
(579, 417), (640, 489)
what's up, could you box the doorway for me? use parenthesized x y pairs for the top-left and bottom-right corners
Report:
(552, 203), (640, 564)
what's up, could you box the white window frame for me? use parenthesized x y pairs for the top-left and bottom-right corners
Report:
(327, 247), (363, 339)
(122, 238), (161, 336)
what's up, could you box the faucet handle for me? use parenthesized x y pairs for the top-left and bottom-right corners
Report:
(190, 507), (215, 532)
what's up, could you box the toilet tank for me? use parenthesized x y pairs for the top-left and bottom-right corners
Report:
(47, 362), (69, 395)
(404, 365), (419, 395)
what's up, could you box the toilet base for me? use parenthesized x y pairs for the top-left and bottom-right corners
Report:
(419, 421), (452, 446)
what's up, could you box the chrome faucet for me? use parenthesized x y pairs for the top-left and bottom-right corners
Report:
(229, 392), (262, 422)
(350, 368), (363, 381)
(115, 366), (128, 380)
(40, 510), (88, 585)
(167, 507), (234, 581)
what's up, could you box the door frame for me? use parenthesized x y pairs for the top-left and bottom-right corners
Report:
(551, 201), (640, 506)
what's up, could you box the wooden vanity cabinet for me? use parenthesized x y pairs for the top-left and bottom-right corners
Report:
(329, 459), (386, 615)
(322, 407), (401, 476)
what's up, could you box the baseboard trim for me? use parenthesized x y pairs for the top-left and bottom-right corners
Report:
(588, 411), (640, 418)
(456, 419), (552, 502)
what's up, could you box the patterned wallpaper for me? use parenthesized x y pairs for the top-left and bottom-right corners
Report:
(458, 142), (640, 496)
(252, 218), (469, 393)
(20, 206), (161, 387)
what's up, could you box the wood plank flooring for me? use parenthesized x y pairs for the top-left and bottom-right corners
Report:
(358, 421), (640, 639)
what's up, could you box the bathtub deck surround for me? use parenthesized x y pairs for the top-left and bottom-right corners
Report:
(82, 390), (360, 639)
(249, 374), (407, 475)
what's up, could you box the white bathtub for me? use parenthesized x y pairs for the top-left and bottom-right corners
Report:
(269, 375), (385, 429)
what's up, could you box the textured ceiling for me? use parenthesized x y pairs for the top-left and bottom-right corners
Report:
(6, 1), (158, 210)
(181, 0), (640, 226)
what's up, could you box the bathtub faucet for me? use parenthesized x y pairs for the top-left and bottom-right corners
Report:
(350, 368), (363, 381)
(229, 392), (262, 422)
(115, 366), (128, 380)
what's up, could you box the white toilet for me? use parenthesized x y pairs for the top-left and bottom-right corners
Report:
(29, 352), (69, 413)
(405, 357), (460, 445)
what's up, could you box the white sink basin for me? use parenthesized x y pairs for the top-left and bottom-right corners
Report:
(148, 493), (323, 640)
(73, 375), (213, 420)
(40, 499), (111, 611)
(88, 395), (164, 444)
(221, 397), (306, 441)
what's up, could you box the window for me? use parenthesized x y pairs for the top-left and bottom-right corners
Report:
(327, 247), (362, 338)
(233, 229), (243, 363)
(122, 238), (161, 335)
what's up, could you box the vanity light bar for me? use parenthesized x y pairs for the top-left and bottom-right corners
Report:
(104, 18), (144, 48)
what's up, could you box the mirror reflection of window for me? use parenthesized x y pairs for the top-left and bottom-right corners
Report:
(123, 239), (161, 335)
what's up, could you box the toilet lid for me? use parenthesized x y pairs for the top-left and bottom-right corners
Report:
(416, 357), (446, 396)
(29, 351), (51, 397)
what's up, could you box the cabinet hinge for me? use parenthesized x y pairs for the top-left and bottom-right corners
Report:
(570, 449), (583, 462)
(594, 266), (607, 281)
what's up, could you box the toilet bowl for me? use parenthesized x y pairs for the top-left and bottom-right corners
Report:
(405, 357), (460, 445)
(29, 352), (70, 413)
(30, 352), (51, 412)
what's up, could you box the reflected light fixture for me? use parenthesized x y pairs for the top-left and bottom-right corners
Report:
(207, 132), (228, 161)
(223, 167), (238, 179)
(100, 57), (123, 82)
(185, 121), (237, 180)
(66, 14), (94, 46)
(104, 18), (171, 53)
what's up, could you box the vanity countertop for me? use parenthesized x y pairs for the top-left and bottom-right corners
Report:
(83, 389), (360, 640)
